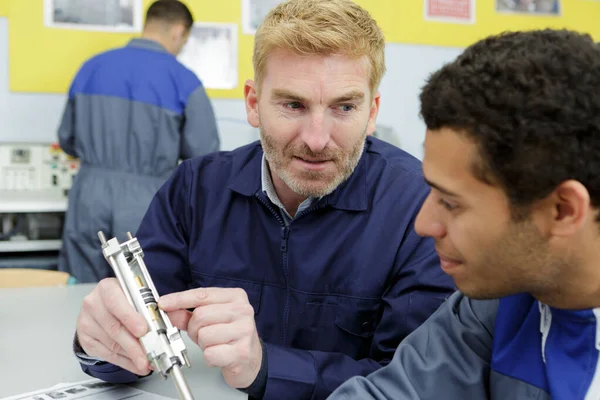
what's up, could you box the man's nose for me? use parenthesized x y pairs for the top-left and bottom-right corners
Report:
(300, 111), (331, 153)
(415, 193), (446, 239)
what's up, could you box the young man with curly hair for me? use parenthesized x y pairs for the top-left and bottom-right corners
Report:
(330, 28), (600, 400)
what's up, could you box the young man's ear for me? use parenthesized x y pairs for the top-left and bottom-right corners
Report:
(244, 79), (259, 128)
(546, 180), (591, 237)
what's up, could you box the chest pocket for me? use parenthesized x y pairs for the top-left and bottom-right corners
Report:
(335, 304), (379, 338)
(189, 271), (263, 315)
(289, 296), (382, 359)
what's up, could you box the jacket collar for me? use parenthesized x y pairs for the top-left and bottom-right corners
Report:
(228, 141), (369, 212)
(126, 38), (168, 53)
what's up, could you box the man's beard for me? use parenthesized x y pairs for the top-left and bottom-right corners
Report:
(454, 217), (566, 301)
(260, 127), (367, 197)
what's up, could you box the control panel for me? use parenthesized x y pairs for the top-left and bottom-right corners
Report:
(0, 143), (79, 193)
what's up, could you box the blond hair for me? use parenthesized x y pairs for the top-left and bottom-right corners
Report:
(253, 0), (386, 94)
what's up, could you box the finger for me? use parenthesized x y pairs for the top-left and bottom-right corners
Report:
(91, 295), (149, 369)
(187, 301), (255, 335)
(167, 309), (193, 331)
(158, 287), (249, 311)
(187, 303), (236, 336)
(99, 278), (147, 337)
(196, 320), (251, 350)
(79, 283), (147, 366)
(187, 303), (255, 344)
(82, 335), (151, 376)
(77, 314), (131, 360)
(203, 343), (239, 368)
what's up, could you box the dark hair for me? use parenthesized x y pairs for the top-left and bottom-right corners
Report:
(145, 0), (194, 30)
(420, 29), (600, 222)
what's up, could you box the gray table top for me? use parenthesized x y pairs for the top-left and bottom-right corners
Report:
(0, 284), (246, 399)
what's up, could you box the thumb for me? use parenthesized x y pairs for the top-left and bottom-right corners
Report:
(167, 309), (192, 331)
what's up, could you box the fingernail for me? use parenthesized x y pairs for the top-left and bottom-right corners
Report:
(138, 359), (148, 372)
(136, 322), (147, 337)
(157, 297), (169, 309)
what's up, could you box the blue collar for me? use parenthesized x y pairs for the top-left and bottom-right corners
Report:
(126, 38), (169, 54)
(228, 140), (369, 212)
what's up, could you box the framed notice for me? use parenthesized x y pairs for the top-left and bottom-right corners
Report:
(424, 0), (475, 24)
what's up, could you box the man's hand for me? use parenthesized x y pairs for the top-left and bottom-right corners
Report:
(76, 278), (151, 376)
(158, 287), (263, 389)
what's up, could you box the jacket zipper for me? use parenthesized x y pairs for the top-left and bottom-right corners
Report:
(255, 194), (326, 346)
(256, 193), (290, 345)
(280, 226), (290, 344)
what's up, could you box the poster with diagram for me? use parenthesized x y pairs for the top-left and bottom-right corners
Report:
(178, 22), (239, 90)
(496, 0), (561, 15)
(242, 0), (285, 34)
(44, 0), (143, 32)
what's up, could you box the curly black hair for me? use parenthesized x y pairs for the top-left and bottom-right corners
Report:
(420, 29), (600, 222)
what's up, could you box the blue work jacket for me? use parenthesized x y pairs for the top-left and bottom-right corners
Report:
(80, 137), (455, 399)
(330, 291), (600, 400)
(58, 38), (219, 283)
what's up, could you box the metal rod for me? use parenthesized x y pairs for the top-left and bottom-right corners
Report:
(171, 364), (195, 400)
(97, 231), (107, 246)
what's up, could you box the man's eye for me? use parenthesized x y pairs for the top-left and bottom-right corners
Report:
(438, 198), (457, 211)
(338, 104), (355, 112)
(284, 102), (303, 110)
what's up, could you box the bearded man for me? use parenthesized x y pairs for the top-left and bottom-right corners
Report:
(70, 1), (455, 399)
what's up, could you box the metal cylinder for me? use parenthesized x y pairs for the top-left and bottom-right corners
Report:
(97, 231), (107, 246)
(171, 364), (195, 400)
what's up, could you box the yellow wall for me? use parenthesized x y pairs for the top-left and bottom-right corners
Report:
(0, 0), (7, 17)
(358, 0), (600, 48)
(8, 0), (249, 99)
(7, 0), (600, 99)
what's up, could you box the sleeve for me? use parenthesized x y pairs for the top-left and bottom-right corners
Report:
(134, 160), (195, 295)
(260, 180), (457, 400)
(327, 292), (498, 399)
(238, 337), (269, 399)
(77, 161), (195, 382)
(180, 85), (220, 159)
(73, 332), (153, 383)
(57, 95), (76, 157)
